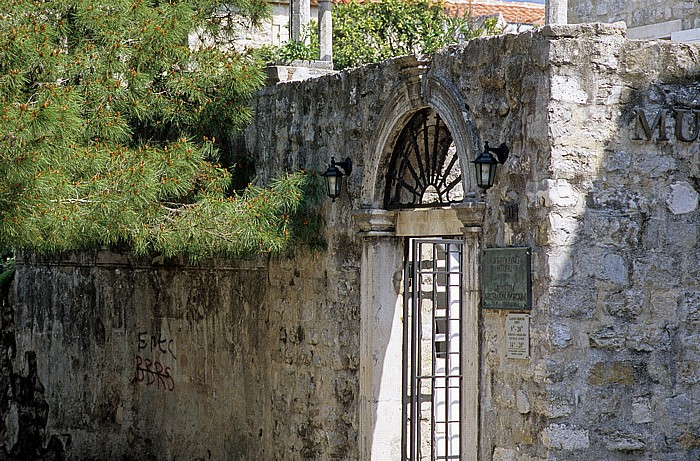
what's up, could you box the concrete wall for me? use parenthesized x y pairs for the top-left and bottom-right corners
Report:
(7, 23), (700, 460)
(9, 248), (359, 460)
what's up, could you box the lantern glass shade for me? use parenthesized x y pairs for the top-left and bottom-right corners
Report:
(322, 157), (352, 201)
(323, 165), (343, 201)
(472, 150), (499, 189)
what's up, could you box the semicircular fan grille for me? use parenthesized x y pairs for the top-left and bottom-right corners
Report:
(384, 108), (463, 209)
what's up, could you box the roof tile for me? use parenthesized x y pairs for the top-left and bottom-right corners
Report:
(297, 0), (545, 26)
(446, 1), (545, 25)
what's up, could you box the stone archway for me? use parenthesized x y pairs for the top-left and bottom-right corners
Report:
(354, 71), (485, 461)
(383, 108), (464, 209)
(361, 73), (482, 208)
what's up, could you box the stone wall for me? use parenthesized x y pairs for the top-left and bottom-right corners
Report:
(9, 248), (359, 460)
(483, 24), (700, 460)
(244, 25), (700, 460)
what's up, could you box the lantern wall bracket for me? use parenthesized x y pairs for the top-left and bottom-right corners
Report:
(487, 143), (509, 163)
(333, 157), (352, 176)
(472, 142), (509, 190)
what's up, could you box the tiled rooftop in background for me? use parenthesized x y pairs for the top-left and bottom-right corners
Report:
(312, 0), (545, 25)
(446, 0), (545, 24)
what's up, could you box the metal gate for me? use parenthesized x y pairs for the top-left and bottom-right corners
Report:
(403, 239), (464, 461)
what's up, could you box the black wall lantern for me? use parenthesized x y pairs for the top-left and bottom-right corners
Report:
(323, 157), (352, 201)
(472, 142), (509, 189)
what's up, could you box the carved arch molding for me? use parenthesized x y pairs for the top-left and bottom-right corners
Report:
(384, 108), (463, 209)
(361, 71), (481, 209)
(355, 69), (484, 461)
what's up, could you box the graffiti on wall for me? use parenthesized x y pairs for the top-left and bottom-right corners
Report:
(135, 332), (176, 391)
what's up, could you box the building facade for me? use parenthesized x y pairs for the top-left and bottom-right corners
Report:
(221, 0), (546, 55)
(569, 0), (700, 41)
(6, 23), (700, 460)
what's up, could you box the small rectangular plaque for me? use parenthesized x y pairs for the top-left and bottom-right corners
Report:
(481, 247), (532, 310)
(505, 314), (530, 359)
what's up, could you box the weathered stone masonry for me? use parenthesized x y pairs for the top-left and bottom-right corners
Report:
(482, 24), (700, 461)
(569, 0), (700, 31)
(10, 249), (360, 460)
(6, 23), (700, 460)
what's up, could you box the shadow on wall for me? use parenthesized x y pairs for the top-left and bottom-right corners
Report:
(499, 36), (700, 458)
(0, 278), (67, 461)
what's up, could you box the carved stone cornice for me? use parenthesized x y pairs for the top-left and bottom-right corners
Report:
(452, 200), (486, 228)
(352, 209), (397, 237)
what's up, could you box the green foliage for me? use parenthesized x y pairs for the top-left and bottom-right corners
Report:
(0, 256), (14, 289)
(0, 0), (320, 260)
(332, 0), (500, 70)
(255, 22), (320, 64)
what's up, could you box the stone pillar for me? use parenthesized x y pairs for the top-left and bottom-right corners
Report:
(354, 210), (403, 461)
(318, 0), (332, 63)
(545, 0), (568, 25)
(290, 0), (311, 43)
(354, 204), (485, 461)
(453, 201), (486, 461)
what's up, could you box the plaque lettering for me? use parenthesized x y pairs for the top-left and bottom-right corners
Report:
(481, 247), (532, 310)
(505, 314), (530, 359)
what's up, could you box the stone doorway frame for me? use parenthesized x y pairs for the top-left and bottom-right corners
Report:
(353, 68), (486, 461)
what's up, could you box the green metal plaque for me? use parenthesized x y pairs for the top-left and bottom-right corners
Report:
(481, 247), (532, 310)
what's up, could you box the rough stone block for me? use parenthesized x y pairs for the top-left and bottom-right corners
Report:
(590, 324), (626, 350)
(551, 75), (589, 103)
(549, 323), (573, 351)
(677, 360), (700, 384)
(547, 249), (574, 283)
(516, 389), (531, 414)
(581, 213), (641, 249)
(548, 212), (580, 246)
(587, 361), (636, 385)
(626, 324), (672, 352)
(493, 447), (547, 461)
(540, 424), (590, 450)
(632, 397), (654, 423)
(575, 248), (629, 285)
(602, 289), (645, 319)
(549, 285), (596, 318)
(604, 431), (646, 451)
(678, 432), (700, 449)
(532, 395), (573, 418)
(537, 179), (580, 208)
(667, 181), (699, 215)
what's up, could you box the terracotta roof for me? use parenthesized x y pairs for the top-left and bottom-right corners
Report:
(445, 1), (544, 25)
(277, 0), (545, 25)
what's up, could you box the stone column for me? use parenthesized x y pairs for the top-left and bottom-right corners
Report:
(545, 0), (568, 25)
(290, 0), (310, 43)
(318, 0), (332, 63)
(354, 210), (403, 461)
(452, 201), (485, 461)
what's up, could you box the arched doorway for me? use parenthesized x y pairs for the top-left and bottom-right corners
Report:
(354, 77), (485, 461)
(383, 108), (465, 460)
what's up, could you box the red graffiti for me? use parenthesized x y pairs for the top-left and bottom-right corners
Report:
(135, 355), (175, 391)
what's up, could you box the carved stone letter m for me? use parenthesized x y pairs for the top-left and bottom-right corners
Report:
(633, 109), (669, 141)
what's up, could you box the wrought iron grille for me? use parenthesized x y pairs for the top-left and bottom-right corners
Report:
(385, 109), (463, 209)
(403, 239), (464, 461)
